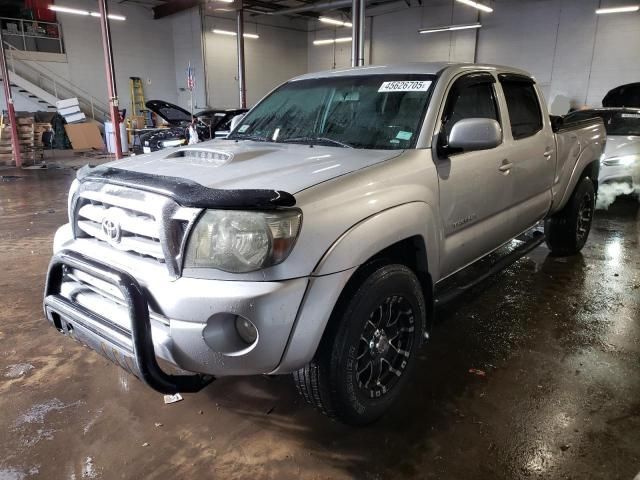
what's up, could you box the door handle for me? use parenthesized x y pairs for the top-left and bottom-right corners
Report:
(543, 147), (553, 158)
(499, 160), (513, 172)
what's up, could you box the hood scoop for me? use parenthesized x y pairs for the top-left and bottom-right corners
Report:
(163, 148), (233, 167)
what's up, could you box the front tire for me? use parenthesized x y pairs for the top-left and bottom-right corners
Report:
(544, 176), (596, 256)
(293, 263), (426, 425)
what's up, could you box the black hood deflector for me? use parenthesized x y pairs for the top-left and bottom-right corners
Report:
(76, 166), (296, 209)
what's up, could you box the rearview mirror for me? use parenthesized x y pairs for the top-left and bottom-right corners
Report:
(448, 118), (502, 152)
(229, 114), (246, 132)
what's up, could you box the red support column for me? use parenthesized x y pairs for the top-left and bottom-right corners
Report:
(0, 28), (22, 168)
(97, 0), (123, 159)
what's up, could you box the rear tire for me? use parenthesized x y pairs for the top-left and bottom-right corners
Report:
(293, 263), (426, 425)
(544, 176), (596, 256)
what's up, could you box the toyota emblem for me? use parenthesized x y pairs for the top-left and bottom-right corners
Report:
(101, 216), (122, 244)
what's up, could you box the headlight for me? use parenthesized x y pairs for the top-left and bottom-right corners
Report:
(184, 209), (302, 273)
(602, 154), (639, 167)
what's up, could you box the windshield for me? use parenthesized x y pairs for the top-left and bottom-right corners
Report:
(228, 75), (436, 149)
(565, 110), (640, 136)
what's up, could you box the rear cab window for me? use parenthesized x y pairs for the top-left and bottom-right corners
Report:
(498, 74), (543, 140)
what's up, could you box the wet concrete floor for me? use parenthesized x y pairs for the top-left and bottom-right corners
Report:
(1, 167), (639, 479)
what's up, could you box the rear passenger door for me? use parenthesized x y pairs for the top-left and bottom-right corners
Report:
(497, 75), (555, 234)
(435, 72), (515, 278)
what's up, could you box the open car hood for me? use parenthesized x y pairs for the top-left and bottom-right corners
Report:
(145, 100), (192, 126)
(603, 83), (640, 108)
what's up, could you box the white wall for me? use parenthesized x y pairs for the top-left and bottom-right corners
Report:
(371, 1), (477, 64)
(56, 0), (178, 117)
(171, 7), (207, 111)
(307, 22), (368, 72)
(307, 0), (640, 110)
(203, 14), (308, 108)
(477, 0), (640, 107)
(307, 0), (476, 73)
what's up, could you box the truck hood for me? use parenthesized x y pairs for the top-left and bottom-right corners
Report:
(106, 139), (403, 193)
(603, 135), (640, 158)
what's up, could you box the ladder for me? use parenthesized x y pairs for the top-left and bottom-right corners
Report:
(129, 77), (151, 127)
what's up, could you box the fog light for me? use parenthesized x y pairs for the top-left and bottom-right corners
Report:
(235, 316), (258, 344)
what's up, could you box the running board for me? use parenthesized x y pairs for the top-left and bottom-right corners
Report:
(434, 231), (545, 307)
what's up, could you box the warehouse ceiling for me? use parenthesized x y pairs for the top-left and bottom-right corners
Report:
(150, 0), (403, 18)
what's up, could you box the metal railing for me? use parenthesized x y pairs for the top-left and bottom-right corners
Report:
(0, 17), (64, 54)
(3, 41), (108, 121)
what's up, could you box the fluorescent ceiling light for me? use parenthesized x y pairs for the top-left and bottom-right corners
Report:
(49, 5), (89, 15)
(212, 29), (259, 39)
(89, 12), (126, 20)
(319, 16), (353, 27)
(419, 22), (482, 34)
(456, 0), (493, 13)
(313, 37), (352, 45)
(49, 5), (126, 20)
(596, 5), (639, 13)
(215, 0), (235, 3)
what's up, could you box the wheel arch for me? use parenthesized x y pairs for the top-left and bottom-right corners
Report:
(554, 147), (601, 213)
(272, 202), (438, 374)
(312, 201), (439, 280)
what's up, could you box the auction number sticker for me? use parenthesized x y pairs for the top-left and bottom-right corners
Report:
(378, 81), (432, 92)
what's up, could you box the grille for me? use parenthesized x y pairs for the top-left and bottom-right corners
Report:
(72, 182), (200, 277)
(76, 198), (164, 261)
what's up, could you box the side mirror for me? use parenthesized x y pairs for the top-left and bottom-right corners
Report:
(229, 114), (246, 132)
(448, 118), (502, 152)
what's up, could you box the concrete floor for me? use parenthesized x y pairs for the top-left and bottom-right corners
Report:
(1, 165), (639, 480)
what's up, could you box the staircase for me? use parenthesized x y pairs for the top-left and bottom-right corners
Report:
(1, 41), (109, 122)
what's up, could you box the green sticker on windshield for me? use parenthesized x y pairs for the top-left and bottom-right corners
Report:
(238, 124), (250, 133)
(396, 131), (413, 141)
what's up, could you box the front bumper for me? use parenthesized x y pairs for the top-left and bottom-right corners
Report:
(599, 163), (640, 188)
(45, 226), (310, 391)
(44, 250), (213, 394)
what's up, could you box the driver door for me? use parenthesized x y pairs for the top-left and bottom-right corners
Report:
(436, 72), (516, 278)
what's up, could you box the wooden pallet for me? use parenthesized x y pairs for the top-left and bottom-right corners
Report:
(0, 117), (46, 165)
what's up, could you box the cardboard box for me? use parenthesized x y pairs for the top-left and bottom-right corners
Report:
(64, 121), (104, 151)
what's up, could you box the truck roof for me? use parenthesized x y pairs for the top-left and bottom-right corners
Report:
(292, 62), (534, 81)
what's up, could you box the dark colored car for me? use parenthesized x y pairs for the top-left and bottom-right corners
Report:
(139, 100), (247, 153)
(602, 82), (640, 108)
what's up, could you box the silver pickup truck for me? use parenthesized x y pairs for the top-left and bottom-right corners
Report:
(43, 63), (605, 425)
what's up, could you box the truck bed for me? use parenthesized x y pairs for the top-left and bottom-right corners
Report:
(550, 116), (606, 213)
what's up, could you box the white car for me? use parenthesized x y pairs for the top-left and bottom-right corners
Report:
(564, 108), (640, 195)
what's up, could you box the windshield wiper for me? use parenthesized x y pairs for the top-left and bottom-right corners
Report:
(280, 136), (353, 148)
(229, 133), (270, 142)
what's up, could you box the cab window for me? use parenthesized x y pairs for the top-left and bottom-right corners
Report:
(500, 79), (543, 140)
(442, 74), (500, 140)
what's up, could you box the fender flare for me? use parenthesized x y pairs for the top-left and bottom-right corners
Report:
(553, 144), (601, 213)
(313, 201), (440, 279)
